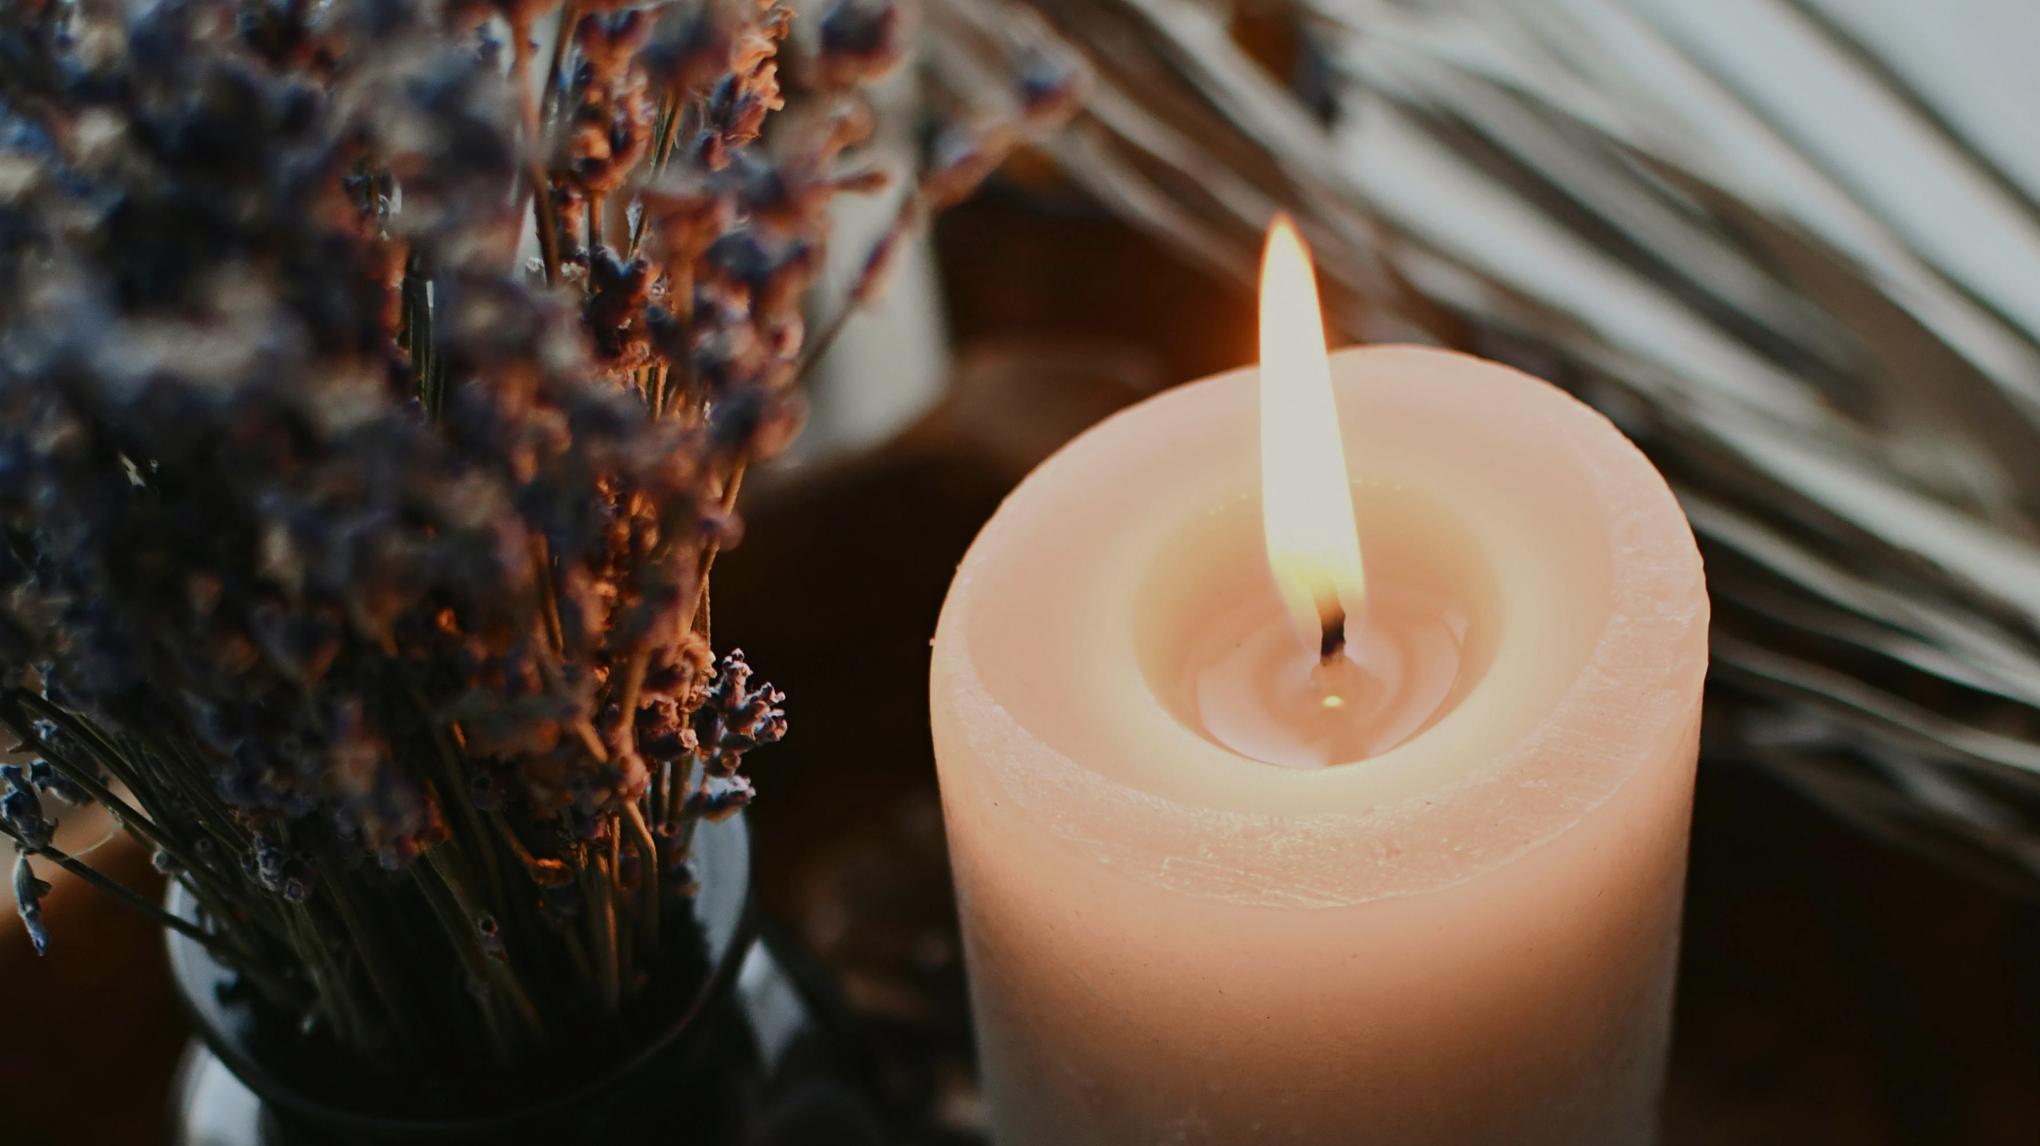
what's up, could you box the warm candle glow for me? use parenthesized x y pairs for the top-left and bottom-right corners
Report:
(1259, 214), (1365, 659)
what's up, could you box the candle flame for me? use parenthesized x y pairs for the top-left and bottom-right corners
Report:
(1258, 214), (1365, 660)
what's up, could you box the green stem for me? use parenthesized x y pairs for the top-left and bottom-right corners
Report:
(144, 731), (300, 949)
(674, 763), (710, 869)
(411, 857), (540, 1065)
(605, 820), (627, 993)
(487, 809), (571, 890)
(624, 800), (660, 955)
(281, 901), (369, 1052)
(581, 844), (620, 1015)
(6, 829), (295, 1003)
(310, 853), (431, 1065)
(26, 841), (207, 947)
(796, 300), (858, 382)
(629, 94), (689, 256)
(406, 693), (510, 917)
(512, 26), (563, 285)
(648, 362), (669, 417)
(530, 536), (566, 652)
(541, 3), (577, 123)
(659, 266), (695, 420)
(663, 752), (697, 834)
(674, 462), (746, 652)
(425, 850), (544, 1032)
(3, 700), (244, 910)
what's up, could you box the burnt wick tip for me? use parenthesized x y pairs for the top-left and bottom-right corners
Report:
(1318, 606), (1347, 665)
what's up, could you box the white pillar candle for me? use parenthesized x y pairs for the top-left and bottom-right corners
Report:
(929, 229), (1708, 1146)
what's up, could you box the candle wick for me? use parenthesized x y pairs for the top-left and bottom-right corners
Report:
(1318, 604), (1347, 665)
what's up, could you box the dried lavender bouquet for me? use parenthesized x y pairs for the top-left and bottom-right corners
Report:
(0, 0), (1075, 1097)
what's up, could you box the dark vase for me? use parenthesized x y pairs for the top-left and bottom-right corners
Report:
(165, 815), (892, 1146)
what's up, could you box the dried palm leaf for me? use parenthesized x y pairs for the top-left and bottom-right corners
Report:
(931, 0), (2040, 888)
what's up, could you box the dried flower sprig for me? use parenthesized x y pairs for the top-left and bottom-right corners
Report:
(0, 0), (1076, 1097)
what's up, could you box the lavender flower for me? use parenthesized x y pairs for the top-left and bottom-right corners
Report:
(691, 650), (788, 781)
(0, 0), (1077, 1092)
(12, 854), (49, 956)
(684, 773), (757, 823)
(245, 835), (314, 903)
(0, 765), (53, 851)
(25, 759), (90, 807)
(816, 0), (912, 90)
(476, 913), (507, 961)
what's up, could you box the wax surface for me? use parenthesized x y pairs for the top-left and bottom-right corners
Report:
(930, 346), (1708, 1145)
(1180, 494), (1478, 767)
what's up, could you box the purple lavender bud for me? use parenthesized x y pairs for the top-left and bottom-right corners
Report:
(849, 215), (909, 307)
(25, 759), (91, 806)
(666, 856), (700, 895)
(707, 385), (805, 462)
(12, 854), (50, 956)
(1016, 46), (1089, 133)
(640, 3), (736, 98)
(688, 650), (787, 780)
(468, 771), (505, 813)
(921, 122), (1019, 209)
(1, 765), (54, 850)
(702, 60), (783, 157)
(246, 835), (314, 902)
(816, 0), (909, 89)
(683, 773), (754, 822)
(575, 11), (652, 82)
(539, 882), (584, 926)
(476, 913), (507, 961)
(639, 175), (733, 261)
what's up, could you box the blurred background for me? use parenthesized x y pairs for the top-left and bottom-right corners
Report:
(7, 1), (2040, 1143)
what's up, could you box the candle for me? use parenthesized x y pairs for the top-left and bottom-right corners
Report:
(929, 219), (1708, 1145)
